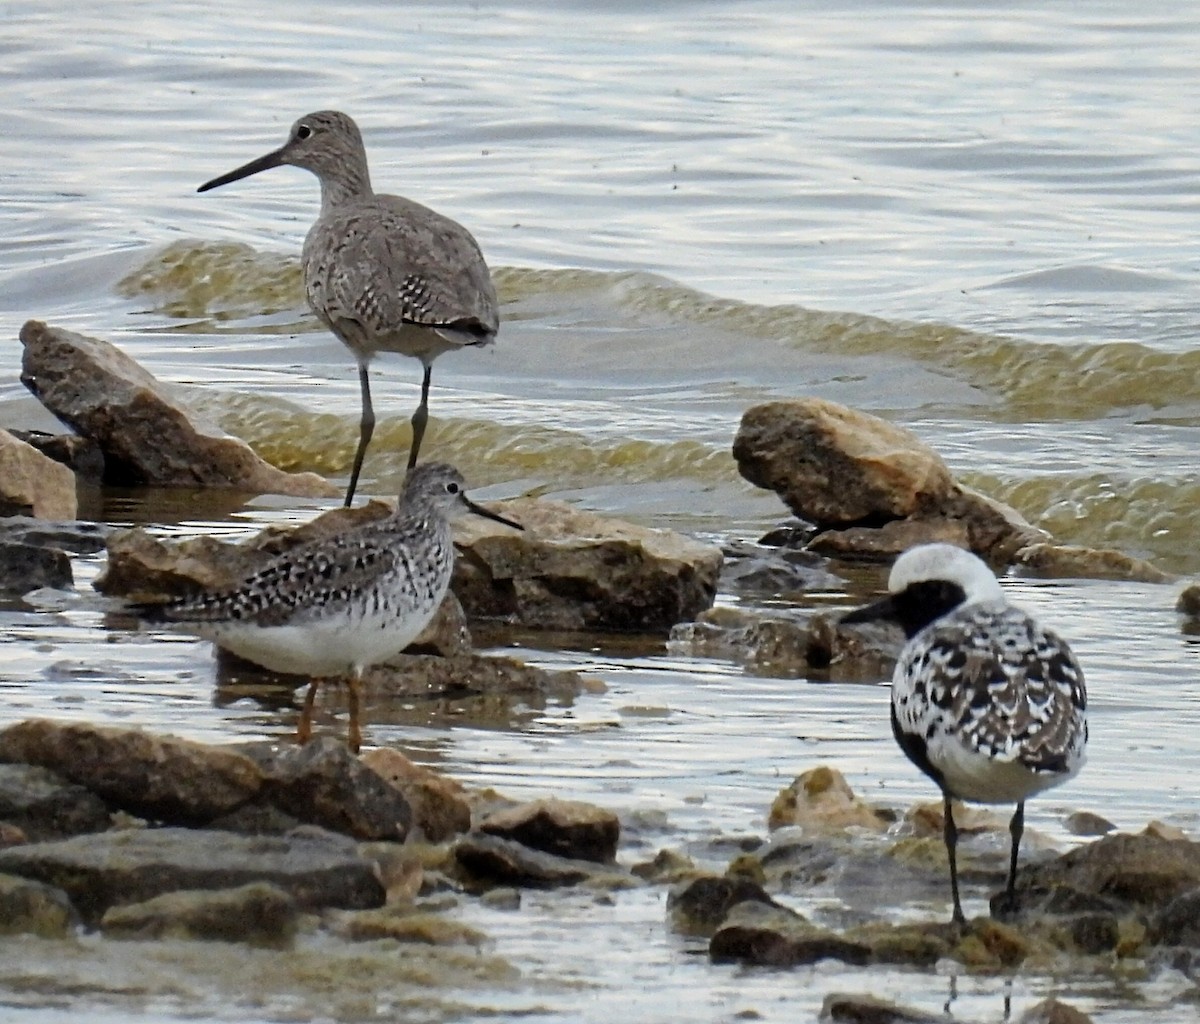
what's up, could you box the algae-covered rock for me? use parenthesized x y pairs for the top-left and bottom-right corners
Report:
(0, 872), (79, 937)
(666, 873), (781, 937)
(0, 763), (111, 840)
(709, 899), (871, 967)
(819, 992), (949, 1023)
(769, 765), (891, 834)
(100, 882), (298, 945)
(454, 832), (609, 889)
(0, 827), (384, 923)
(326, 908), (487, 947)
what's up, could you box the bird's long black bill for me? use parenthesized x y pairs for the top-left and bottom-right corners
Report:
(197, 146), (287, 193)
(466, 498), (523, 531)
(839, 592), (899, 625)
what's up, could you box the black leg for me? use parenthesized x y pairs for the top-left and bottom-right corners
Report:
(408, 364), (433, 470)
(944, 791), (966, 927)
(346, 364), (376, 507)
(998, 801), (1025, 916)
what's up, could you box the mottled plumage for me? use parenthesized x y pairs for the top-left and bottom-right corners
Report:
(198, 111), (498, 506)
(842, 543), (1087, 925)
(133, 462), (521, 750)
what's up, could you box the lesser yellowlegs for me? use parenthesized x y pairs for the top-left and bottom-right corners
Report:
(133, 461), (521, 752)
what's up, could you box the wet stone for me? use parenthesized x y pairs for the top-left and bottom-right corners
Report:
(7, 429), (106, 481)
(768, 765), (891, 834)
(0, 720), (264, 825)
(1150, 886), (1200, 947)
(326, 907), (487, 947)
(359, 748), (470, 843)
(479, 797), (620, 864)
(19, 320), (337, 497)
(0, 826), (384, 924)
(666, 874), (781, 937)
(0, 872), (79, 938)
(819, 992), (950, 1024)
(243, 737), (412, 842)
(454, 832), (608, 889)
(709, 899), (871, 967)
(0, 427), (78, 520)
(1064, 811), (1117, 837)
(100, 881), (298, 945)
(0, 543), (72, 593)
(0, 515), (110, 554)
(1016, 997), (1096, 1024)
(0, 763), (111, 840)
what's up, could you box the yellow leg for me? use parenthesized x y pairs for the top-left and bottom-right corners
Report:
(347, 667), (363, 755)
(297, 677), (321, 746)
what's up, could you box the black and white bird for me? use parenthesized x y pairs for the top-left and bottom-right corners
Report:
(841, 543), (1088, 926)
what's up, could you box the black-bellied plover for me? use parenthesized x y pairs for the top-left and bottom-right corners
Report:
(198, 111), (498, 506)
(132, 462), (521, 752)
(841, 543), (1088, 926)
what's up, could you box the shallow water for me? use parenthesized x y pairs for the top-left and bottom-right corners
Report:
(2, 1), (1200, 1020)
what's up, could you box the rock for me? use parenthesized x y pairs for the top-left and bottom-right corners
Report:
(1142, 820), (1189, 842)
(1016, 997), (1095, 1024)
(7, 429), (106, 481)
(630, 848), (699, 884)
(1015, 542), (1172, 584)
(326, 908), (486, 947)
(454, 832), (611, 889)
(0, 720), (263, 824)
(0, 542), (72, 593)
(668, 606), (899, 681)
(810, 517), (972, 559)
(19, 320), (337, 497)
(0, 763), (111, 840)
(666, 874), (781, 937)
(733, 398), (957, 526)
(359, 748), (471, 842)
(452, 497), (722, 633)
(0, 826), (383, 923)
(819, 992), (950, 1023)
(1014, 832), (1200, 916)
(1064, 811), (1116, 837)
(769, 766), (891, 834)
(0, 428), (78, 520)
(0, 515), (109, 554)
(245, 738), (412, 841)
(1150, 886), (1200, 946)
(100, 881), (298, 944)
(0, 872), (79, 937)
(479, 798), (619, 863)
(1177, 582), (1200, 617)
(709, 899), (871, 967)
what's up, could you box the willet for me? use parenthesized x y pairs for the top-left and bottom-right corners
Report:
(841, 543), (1087, 926)
(198, 111), (499, 506)
(131, 461), (522, 753)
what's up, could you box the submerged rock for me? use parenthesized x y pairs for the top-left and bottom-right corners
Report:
(100, 881), (298, 945)
(0, 427), (78, 520)
(19, 320), (337, 497)
(326, 907), (487, 947)
(478, 798), (620, 864)
(0, 542), (72, 593)
(0, 872), (79, 938)
(0, 763), (112, 841)
(819, 992), (950, 1024)
(666, 874), (781, 937)
(454, 832), (616, 889)
(710, 899), (871, 967)
(0, 826), (383, 924)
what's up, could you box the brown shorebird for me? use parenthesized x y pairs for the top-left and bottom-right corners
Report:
(132, 462), (522, 753)
(198, 111), (499, 506)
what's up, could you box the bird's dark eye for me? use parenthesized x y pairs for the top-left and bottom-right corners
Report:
(446, 482), (461, 495)
(296, 124), (312, 140)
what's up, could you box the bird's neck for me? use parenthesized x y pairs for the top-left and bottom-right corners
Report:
(318, 165), (374, 213)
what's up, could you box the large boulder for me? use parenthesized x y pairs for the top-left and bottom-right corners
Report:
(0, 428), (77, 520)
(19, 320), (337, 498)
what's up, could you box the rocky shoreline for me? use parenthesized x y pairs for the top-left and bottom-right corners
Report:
(2, 321), (1199, 1021)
